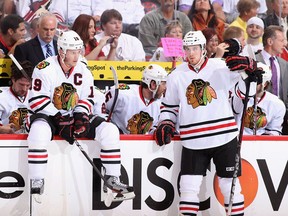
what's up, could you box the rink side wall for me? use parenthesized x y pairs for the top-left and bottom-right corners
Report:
(0, 135), (287, 216)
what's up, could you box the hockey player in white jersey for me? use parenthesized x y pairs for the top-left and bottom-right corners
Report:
(27, 30), (134, 201)
(105, 64), (167, 134)
(0, 60), (33, 134)
(154, 30), (261, 215)
(231, 62), (286, 135)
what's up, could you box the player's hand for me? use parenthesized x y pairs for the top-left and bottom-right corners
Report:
(73, 112), (90, 138)
(225, 56), (257, 73)
(154, 120), (175, 146)
(249, 67), (265, 83)
(51, 112), (75, 144)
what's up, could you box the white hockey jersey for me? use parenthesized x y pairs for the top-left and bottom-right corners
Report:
(13, 0), (50, 22)
(28, 56), (94, 117)
(0, 87), (29, 131)
(105, 84), (162, 134)
(159, 58), (256, 149)
(231, 91), (286, 135)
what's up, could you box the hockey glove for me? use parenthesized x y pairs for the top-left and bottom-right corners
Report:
(154, 120), (176, 146)
(249, 67), (265, 84)
(225, 56), (257, 73)
(73, 112), (90, 138)
(52, 112), (75, 145)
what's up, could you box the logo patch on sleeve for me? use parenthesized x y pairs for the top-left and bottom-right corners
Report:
(119, 83), (130, 90)
(36, 61), (50, 70)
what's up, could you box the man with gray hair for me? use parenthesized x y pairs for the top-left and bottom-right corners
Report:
(14, 12), (58, 67)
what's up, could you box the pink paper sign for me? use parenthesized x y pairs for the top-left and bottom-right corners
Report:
(161, 37), (184, 57)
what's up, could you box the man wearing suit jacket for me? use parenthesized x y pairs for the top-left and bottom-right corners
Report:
(255, 25), (288, 134)
(263, 0), (288, 38)
(14, 13), (58, 67)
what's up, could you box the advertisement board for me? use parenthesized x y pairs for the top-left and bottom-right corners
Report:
(0, 135), (287, 216)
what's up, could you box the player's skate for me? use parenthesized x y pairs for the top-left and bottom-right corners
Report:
(103, 175), (135, 202)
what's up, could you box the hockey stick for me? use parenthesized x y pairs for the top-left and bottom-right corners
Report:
(246, 44), (258, 135)
(74, 138), (118, 206)
(74, 138), (115, 190)
(227, 77), (251, 216)
(8, 54), (31, 81)
(106, 66), (119, 122)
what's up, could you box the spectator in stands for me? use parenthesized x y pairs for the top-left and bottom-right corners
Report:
(279, 31), (288, 61)
(138, 0), (192, 59)
(242, 17), (264, 57)
(229, 0), (260, 40)
(255, 25), (287, 98)
(255, 25), (288, 134)
(231, 62), (285, 135)
(72, 14), (117, 61)
(95, 9), (145, 61)
(92, 0), (145, 37)
(223, 0), (267, 24)
(0, 60), (33, 134)
(141, 0), (161, 14)
(29, 17), (39, 39)
(0, 0), (5, 20)
(178, 0), (194, 15)
(105, 64), (167, 134)
(202, 27), (226, 58)
(223, 26), (246, 52)
(203, 27), (243, 58)
(0, 14), (26, 57)
(187, 0), (225, 42)
(264, 0), (288, 40)
(211, 0), (226, 23)
(14, 13), (58, 67)
(48, 0), (100, 29)
(3, 0), (50, 23)
(150, 20), (184, 62)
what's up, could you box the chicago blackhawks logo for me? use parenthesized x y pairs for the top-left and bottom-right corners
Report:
(186, 79), (217, 109)
(119, 83), (130, 90)
(36, 60), (50, 70)
(244, 106), (267, 129)
(127, 111), (154, 134)
(53, 82), (79, 110)
(9, 108), (28, 131)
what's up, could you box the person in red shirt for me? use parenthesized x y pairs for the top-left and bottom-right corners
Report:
(0, 14), (26, 57)
(72, 14), (118, 61)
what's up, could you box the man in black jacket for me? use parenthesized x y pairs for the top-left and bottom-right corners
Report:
(14, 12), (58, 67)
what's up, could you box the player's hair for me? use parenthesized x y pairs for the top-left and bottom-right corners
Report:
(11, 60), (34, 81)
(262, 25), (284, 47)
(223, 26), (244, 41)
(0, 14), (24, 34)
(100, 9), (122, 30)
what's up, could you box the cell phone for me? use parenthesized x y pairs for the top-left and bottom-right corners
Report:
(106, 37), (115, 44)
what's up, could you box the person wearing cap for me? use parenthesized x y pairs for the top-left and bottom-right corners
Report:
(229, 0), (260, 40)
(242, 16), (264, 56)
(153, 30), (261, 215)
